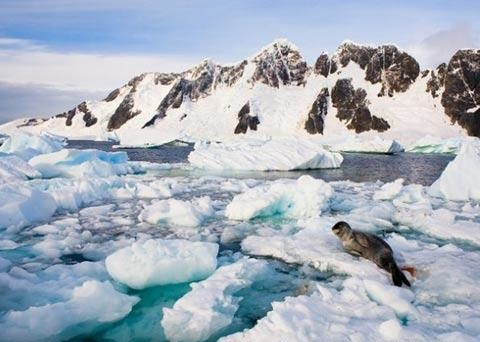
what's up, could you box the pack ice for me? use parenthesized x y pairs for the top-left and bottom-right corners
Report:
(0, 131), (64, 160)
(188, 138), (343, 171)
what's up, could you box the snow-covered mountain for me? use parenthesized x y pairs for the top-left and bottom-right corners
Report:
(2, 39), (479, 146)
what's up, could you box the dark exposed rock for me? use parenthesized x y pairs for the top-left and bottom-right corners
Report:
(250, 40), (308, 87)
(234, 102), (260, 134)
(314, 54), (337, 77)
(58, 101), (97, 127)
(331, 78), (390, 133)
(103, 88), (121, 102)
(17, 118), (46, 128)
(333, 42), (420, 96)
(426, 63), (446, 98)
(365, 45), (420, 96)
(154, 73), (179, 86)
(441, 49), (480, 137)
(305, 88), (329, 134)
(143, 60), (248, 128)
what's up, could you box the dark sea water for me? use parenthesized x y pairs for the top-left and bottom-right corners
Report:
(67, 140), (454, 186)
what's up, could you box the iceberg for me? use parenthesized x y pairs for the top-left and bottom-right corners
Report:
(429, 138), (480, 201)
(29, 148), (141, 178)
(407, 136), (464, 154)
(0, 132), (65, 160)
(188, 138), (343, 171)
(225, 175), (333, 220)
(138, 197), (214, 227)
(105, 239), (219, 289)
(161, 258), (269, 342)
(330, 136), (404, 154)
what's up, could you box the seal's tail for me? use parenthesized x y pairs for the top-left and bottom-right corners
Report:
(391, 263), (411, 287)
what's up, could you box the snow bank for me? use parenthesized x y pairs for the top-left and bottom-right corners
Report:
(188, 139), (343, 171)
(105, 239), (219, 289)
(0, 131), (64, 160)
(429, 138), (480, 201)
(162, 258), (268, 342)
(0, 154), (40, 184)
(331, 136), (404, 154)
(225, 175), (333, 220)
(138, 197), (214, 227)
(0, 184), (57, 229)
(0, 280), (139, 342)
(29, 148), (141, 178)
(407, 136), (463, 154)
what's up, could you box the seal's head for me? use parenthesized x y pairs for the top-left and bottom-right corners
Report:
(331, 221), (352, 238)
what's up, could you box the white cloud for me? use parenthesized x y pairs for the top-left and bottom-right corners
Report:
(0, 37), (198, 92)
(407, 24), (479, 69)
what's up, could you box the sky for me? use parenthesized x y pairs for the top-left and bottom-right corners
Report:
(0, 0), (479, 123)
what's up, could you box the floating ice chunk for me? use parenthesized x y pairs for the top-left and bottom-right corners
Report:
(0, 131), (64, 160)
(162, 257), (269, 342)
(188, 138), (343, 171)
(0, 256), (11, 271)
(0, 239), (19, 250)
(0, 154), (40, 184)
(0, 280), (139, 342)
(225, 175), (333, 220)
(29, 148), (141, 178)
(105, 239), (219, 289)
(0, 184), (57, 229)
(138, 197), (214, 227)
(373, 179), (405, 200)
(407, 135), (463, 154)
(429, 138), (480, 201)
(331, 136), (404, 154)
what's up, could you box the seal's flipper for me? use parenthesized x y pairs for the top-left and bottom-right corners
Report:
(391, 264), (411, 287)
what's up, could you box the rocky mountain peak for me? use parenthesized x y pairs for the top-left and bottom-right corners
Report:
(249, 38), (308, 87)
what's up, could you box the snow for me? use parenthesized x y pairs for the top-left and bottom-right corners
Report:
(225, 175), (333, 220)
(161, 257), (269, 342)
(105, 239), (219, 289)
(189, 139), (343, 171)
(429, 138), (480, 201)
(330, 135), (404, 154)
(0, 131), (65, 160)
(0, 154), (40, 184)
(138, 197), (214, 227)
(29, 148), (141, 178)
(0, 280), (139, 342)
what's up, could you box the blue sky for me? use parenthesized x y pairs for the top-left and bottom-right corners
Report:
(0, 0), (479, 122)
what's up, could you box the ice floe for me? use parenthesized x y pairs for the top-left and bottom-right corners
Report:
(407, 135), (464, 154)
(29, 148), (141, 178)
(139, 197), (214, 227)
(330, 135), (404, 154)
(429, 138), (480, 201)
(188, 138), (343, 171)
(162, 257), (269, 342)
(0, 131), (65, 160)
(225, 175), (333, 220)
(105, 239), (219, 289)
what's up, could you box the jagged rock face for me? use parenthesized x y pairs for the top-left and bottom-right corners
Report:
(234, 102), (260, 134)
(334, 43), (420, 97)
(215, 61), (248, 88)
(313, 54), (337, 77)
(365, 45), (420, 96)
(103, 88), (121, 102)
(250, 41), (308, 87)
(107, 74), (147, 130)
(305, 88), (329, 134)
(426, 63), (447, 98)
(57, 101), (97, 127)
(17, 118), (46, 127)
(441, 50), (480, 137)
(331, 79), (390, 133)
(154, 73), (179, 86)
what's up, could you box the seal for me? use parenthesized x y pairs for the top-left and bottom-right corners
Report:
(331, 221), (411, 287)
